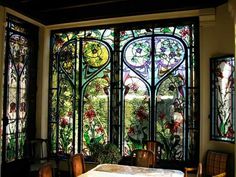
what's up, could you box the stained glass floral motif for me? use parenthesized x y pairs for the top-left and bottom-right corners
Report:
(50, 22), (198, 162)
(210, 56), (235, 142)
(50, 38), (78, 155)
(124, 37), (151, 84)
(2, 16), (37, 162)
(122, 24), (197, 161)
(50, 29), (112, 155)
(123, 70), (150, 155)
(156, 71), (185, 160)
(83, 40), (109, 68)
(6, 33), (28, 161)
(154, 37), (185, 82)
(58, 81), (74, 154)
(83, 78), (110, 150)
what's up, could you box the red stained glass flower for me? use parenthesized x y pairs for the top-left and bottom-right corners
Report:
(85, 109), (96, 122)
(180, 28), (190, 38)
(165, 120), (181, 133)
(60, 117), (69, 128)
(128, 127), (135, 135)
(159, 112), (166, 120)
(96, 126), (104, 133)
(226, 126), (234, 138)
(120, 31), (126, 36)
(67, 111), (73, 116)
(136, 106), (148, 120)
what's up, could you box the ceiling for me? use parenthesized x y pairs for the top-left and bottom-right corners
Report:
(0, 0), (228, 25)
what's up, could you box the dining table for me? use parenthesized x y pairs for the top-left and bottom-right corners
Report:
(78, 163), (184, 177)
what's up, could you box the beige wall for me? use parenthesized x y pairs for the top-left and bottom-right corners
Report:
(0, 2), (236, 177)
(36, 27), (50, 139)
(200, 3), (235, 177)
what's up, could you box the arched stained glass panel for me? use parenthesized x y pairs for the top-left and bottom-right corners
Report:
(124, 37), (152, 84)
(49, 29), (113, 156)
(2, 15), (38, 164)
(50, 40), (77, 155)
(83, 77), (110, 150)
(123, 69), (150, 155)
(82, 40), (110, 82)
(154, 36), (186, 160)
(154, 36), (185, 83)
(82, 39), (111, 152)
(49, 20), (199, 164)
(121, 23), (198, 162)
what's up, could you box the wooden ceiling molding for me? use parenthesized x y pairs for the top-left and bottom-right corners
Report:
(0, 0), (228, 25)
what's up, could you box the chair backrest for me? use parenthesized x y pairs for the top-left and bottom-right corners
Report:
(145, 140), (163, 165)
(29, 138), (48, 162)
(38, 163), (53, 177)
(205, 150), (229, 176)
(132, 149), (154, 168)
(71, 153), (86, 177)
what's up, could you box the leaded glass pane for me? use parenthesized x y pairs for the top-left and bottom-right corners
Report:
(174, 26), (191, 46)
(82, 77), (110, 150)
(50, 28), (112, 156)
(2, 15), (38, 165)
(82, 39), (111, 153)
(123, 70), (150, 155)
(50, 124), (57, 153)
(210, 56), (235, 142)
(154, 36), (185, 84)
(121, 23), (197, 161)
(124, 37), (152, 84)
(156, 67), (186, 160)
(58, 79), (74, 154)
(5, 32), (29, 162)
(133, 28), (153, 37)
(49, 21), (199, 163)
(85, 29), (106, 39)
(102, 29), (114, 49)
(120, 30), (133, 50)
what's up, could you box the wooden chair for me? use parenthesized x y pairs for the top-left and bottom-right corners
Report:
(145, 140), (164, 167)
(70, 153), (86, 177)
(38, 163), (53, 177)
(131, 149), (155, 168)
(27, 138), (57, 176)
(184, 150), (229, 177)
(28, 139), (49, 172)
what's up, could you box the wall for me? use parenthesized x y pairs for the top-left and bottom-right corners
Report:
(200, 3), (235, 177)
(229, 0), (236, 175)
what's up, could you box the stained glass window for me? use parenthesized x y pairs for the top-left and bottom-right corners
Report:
(50, 29), (113, 155)
(2, 15), (38, 163)
(49, 19), (199, 163)
(121, 25), (198, 161)
(210, 55), (235, 143)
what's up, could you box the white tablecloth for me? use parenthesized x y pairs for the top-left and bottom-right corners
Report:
(79, 163), (184, 177)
